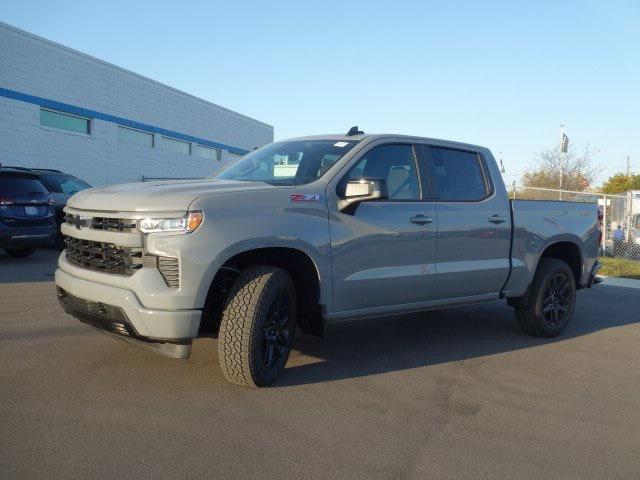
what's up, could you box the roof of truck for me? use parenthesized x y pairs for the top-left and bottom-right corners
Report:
(282, 133), (488, 152)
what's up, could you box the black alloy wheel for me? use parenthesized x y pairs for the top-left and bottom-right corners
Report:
(262, 290), (292, 370)
(542, 273), (572, 326)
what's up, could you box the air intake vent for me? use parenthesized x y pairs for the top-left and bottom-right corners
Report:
(158, 256), (179, 288)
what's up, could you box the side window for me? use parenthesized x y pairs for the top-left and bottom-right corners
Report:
(342, 144), (421, 200)
(425, 147), (489, 201)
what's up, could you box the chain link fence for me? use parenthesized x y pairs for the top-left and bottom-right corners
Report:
(510, 185), (640, 262)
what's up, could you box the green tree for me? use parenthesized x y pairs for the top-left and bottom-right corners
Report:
(521, 144), (599, 191)
(601, 173), (640, 194)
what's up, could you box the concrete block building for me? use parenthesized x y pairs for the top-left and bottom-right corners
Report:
(0, 21), (273, 186)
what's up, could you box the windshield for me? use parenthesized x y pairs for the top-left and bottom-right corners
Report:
(39, 174), (92, 194)
(214, 140), (359, 186)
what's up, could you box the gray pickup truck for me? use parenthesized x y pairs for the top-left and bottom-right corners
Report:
(55, 130), (602, 386)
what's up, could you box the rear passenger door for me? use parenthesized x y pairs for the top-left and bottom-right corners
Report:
(420, 145), (511, 299)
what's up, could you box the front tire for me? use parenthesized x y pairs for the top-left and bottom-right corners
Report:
(4, 246), (36, 258)
(218, 266), (297, 387)
(515, 258), (576, 338)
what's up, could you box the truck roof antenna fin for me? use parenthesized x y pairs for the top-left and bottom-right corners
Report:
(346, 126), (364, 136)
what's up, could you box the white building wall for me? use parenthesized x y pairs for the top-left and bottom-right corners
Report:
(0, 22), (273, 186)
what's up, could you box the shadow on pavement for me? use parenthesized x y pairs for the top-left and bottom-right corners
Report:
(278, 284), (640, 387)
(0, 248), (59, 284)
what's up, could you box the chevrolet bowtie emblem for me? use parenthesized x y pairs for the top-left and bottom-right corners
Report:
(73, 214), (84, 229)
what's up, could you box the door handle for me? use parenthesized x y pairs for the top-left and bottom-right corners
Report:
(488, 214), (507, 224)
(410, 214), (433, 225)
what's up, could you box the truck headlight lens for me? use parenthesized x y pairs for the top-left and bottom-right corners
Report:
(138, 211), (203, 234)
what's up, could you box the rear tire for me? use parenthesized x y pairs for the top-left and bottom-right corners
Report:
(515, 258), (576, 338)
(218, 266), (297, 387)
(4, 246), (36, 258)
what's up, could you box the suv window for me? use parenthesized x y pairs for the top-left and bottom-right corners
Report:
(425, 147), (489, 201)
(0, 175), (49, 196)
(342, 144), (421, 200)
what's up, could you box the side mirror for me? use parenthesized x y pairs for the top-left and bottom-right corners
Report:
(338, 179), (387, 212)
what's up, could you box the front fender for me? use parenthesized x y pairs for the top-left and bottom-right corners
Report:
(195, 236), (330, 310)
(188, 189), (333, 309)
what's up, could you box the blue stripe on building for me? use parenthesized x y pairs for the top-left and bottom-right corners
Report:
(0, 87), (250, 156)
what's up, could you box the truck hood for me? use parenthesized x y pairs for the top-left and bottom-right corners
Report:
(66, 179), (276, 212)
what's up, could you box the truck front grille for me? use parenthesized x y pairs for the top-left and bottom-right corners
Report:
(64, 236), (143, 276)
(90, 216), (137, 232)
(64, 213), (136, 232)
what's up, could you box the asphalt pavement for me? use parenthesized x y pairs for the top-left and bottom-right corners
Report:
(1, 249), (639, 479)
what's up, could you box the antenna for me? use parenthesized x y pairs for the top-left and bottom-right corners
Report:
(346, 126), (364, 136)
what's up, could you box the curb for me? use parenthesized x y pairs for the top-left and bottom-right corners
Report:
(596, 275), (640, 290)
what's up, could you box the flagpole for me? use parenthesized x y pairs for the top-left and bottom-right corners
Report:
(559, 124), (565, 200)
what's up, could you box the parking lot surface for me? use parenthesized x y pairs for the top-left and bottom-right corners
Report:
(1, 249), (639, 479)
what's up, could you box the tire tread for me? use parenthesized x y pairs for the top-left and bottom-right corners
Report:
(218, 266), (288, 387)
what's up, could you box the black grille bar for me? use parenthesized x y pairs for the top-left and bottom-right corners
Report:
(64, 213), (137, 232)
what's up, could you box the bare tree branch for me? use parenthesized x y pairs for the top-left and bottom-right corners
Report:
(521, 144), (600, 191)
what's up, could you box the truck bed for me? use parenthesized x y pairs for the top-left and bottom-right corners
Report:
(502, 199), (600, 298)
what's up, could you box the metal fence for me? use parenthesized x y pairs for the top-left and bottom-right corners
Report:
(510, 185), (640, 262)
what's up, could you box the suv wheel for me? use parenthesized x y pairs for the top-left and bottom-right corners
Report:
(515, 258), (576, 337)
(4, 246), (36, 258)
(218, 265), (296, 387)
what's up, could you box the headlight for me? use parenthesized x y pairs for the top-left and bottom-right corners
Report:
(138, 211), (203, 234)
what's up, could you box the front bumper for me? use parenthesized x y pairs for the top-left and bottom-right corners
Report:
(55, 267), (202, 341)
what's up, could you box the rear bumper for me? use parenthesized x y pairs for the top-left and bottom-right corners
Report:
(0, 225), (56, 248)
(55, 268), (202, 341)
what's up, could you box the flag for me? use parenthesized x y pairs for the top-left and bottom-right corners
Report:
(560, 133), (569, 153)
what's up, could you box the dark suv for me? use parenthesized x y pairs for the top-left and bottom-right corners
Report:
(3, 168), (92, 247)
(0, 168), (56, 257)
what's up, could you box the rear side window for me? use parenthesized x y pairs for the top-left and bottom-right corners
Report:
(424, 147), (489, 201)
(0, 176), (49, 196)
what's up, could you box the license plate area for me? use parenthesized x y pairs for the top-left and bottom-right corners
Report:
(25, 206), (40, 216)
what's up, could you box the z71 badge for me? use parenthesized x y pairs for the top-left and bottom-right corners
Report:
(290, 193), (321, 203)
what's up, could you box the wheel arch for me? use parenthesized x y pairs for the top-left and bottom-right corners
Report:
(199, 245), (326, 337)
(536, 239), (583, 286)
(507, 238), (584, 308)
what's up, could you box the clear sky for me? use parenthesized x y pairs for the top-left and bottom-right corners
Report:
(2, 0), (638, 185)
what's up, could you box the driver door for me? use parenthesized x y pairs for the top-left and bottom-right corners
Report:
(329, 143), (437, 314)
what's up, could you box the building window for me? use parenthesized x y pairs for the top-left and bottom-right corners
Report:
(160, 136), (191, 155)
(195, 145), (221, 161)
(40, 108), (90, 134)
(118, 126), (154, 147)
